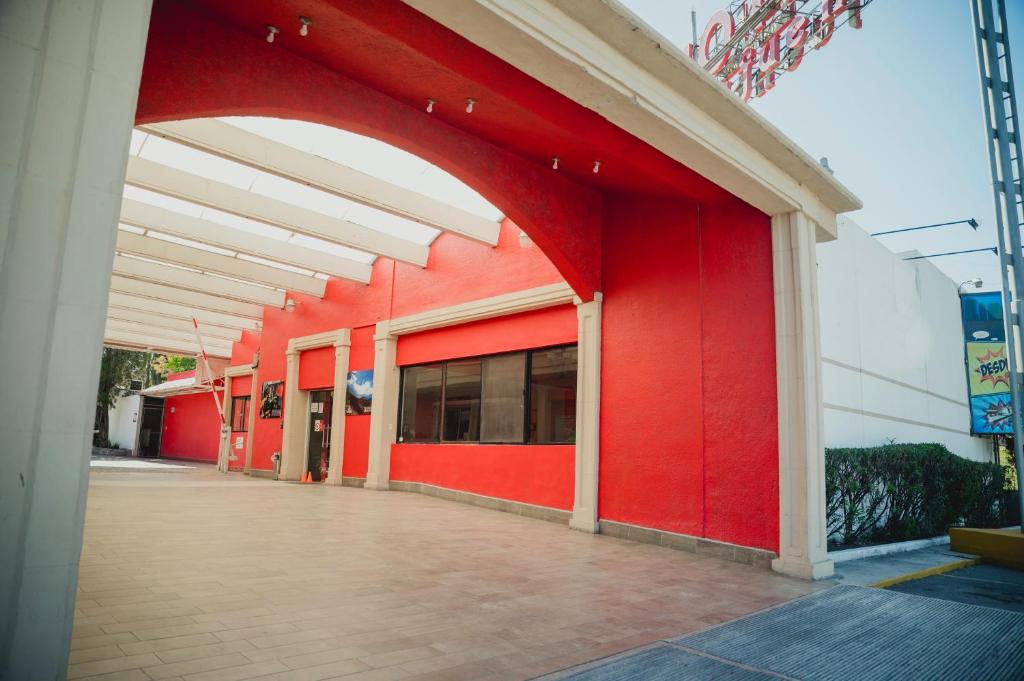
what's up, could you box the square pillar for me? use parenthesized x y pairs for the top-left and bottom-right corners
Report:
(365, 323), (399, 491)
(0, 0), (153, 674)
(771, 211), (833, 580)
(279, 349), (304, 480)
(327, 331), (352, 485)
(570, 293), (602, 532)
(243, 364), (259, 474)
(218, 374), (233, 473)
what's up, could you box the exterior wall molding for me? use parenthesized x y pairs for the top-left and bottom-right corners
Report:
(570, 293), (602, 532)
(771, 211), (833, 580)
(279, 328), (351, 482)
(599, 520), (776, 569)
(364, 283), (577, 492)
(386, 282), (575, 335)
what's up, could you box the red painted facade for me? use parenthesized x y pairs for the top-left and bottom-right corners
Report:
(160, 392), (221, 463)
(142, 0), (781, 553)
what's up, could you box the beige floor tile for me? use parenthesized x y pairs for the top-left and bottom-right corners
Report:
(71, 463), (819, 681)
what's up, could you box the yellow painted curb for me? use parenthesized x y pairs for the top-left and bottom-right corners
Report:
(869, 557), (979, 589)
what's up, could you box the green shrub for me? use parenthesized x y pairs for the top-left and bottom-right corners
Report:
(825, 443), (1018, 549)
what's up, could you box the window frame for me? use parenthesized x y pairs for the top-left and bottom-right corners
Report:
(396, 343), (577, 446)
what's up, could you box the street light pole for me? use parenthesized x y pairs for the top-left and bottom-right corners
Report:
(971, 0), (1024, 528)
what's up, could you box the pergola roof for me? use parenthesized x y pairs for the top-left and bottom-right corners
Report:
(105, 117), (504, 358)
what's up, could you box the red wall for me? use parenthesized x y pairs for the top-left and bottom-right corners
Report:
(598, 196), (779, 552)
(237, 221), (567, 484)
(160, 392), (221, 463)
(139, 1), (782, 553)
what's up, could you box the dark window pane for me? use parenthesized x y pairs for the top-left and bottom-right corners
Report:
(480, 353), (526, 443)
(231, 396), (249, 432)
(400, 364), (443, 442)
(530, 346), (577, 443)
(442, 359), (481, 441)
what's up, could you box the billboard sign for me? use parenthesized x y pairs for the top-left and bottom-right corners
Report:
(961, 292), (1012, 434)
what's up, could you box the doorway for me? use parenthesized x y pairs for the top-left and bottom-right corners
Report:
(306, 390), (333, 481)
(138, 396), (164, 458)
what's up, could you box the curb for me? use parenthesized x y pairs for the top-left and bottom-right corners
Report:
(869, 557), (980, 589)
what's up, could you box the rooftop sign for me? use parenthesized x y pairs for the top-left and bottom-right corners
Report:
(689, 0), (868, 101)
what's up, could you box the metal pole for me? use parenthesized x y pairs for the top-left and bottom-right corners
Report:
(971, 0), (1024, 528)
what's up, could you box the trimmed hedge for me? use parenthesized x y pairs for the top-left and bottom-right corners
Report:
(825, 443), (1019, 549)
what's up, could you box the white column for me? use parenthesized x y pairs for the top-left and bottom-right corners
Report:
(0, 0), (153, 675)
(771, 211), (833, 580)
(243, 365), (259, 474)
(279, 349), (304, 480)
(327, 331), (352, 485)
(365, 323), (399, 490)
(570, 294), (602, 532)
(219, 374), (233, 473)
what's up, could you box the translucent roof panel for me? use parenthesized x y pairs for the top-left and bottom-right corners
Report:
(221, 116), (504, 223)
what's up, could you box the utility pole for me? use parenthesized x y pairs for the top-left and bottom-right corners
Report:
(970, 0), (1024, 529)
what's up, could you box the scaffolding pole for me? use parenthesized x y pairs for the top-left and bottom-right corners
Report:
(971, 0), (1024, 528)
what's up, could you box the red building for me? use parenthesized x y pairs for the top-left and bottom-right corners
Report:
(3, 1), (862, 673)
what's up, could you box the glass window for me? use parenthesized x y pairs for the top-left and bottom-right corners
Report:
(400, 364), (443, 442)
(480, 353), (527, 443)
(529, 346), (577, 443)
(231, 396), (250, 432)
(442, 359), (481, 441)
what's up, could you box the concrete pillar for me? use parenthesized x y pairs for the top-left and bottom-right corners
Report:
(243, 365), (258, 474)
(219, 374), (233, 473)
(279, 349), (304, 480)
(327, 332), (351, 485)
(365, 323), (399, 490)
(770, 211), (833, 580)
(0, 0), (152, 675)
(569, 293), (602, 533)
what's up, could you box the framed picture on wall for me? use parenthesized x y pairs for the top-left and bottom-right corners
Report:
(346, 370), (373, 415)
(259, 380), (284, 419)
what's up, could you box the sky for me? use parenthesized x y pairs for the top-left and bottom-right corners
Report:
(619, 0), (1024, 292)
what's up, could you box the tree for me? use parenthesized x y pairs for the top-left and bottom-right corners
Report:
(151, 354), (197, 379)
(93, 348), (153, 447)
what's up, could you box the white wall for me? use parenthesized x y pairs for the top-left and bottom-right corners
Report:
(817, 218), (992, 462)
(108, 393), (141, 452)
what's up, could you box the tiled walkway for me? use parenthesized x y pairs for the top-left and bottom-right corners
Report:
(70, 460), (820, 681)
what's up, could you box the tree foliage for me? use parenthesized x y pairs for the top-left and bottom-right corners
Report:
(151, 354), (197, 378)
(93, 348), (158, 447)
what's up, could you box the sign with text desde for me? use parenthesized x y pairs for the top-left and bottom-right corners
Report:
(689, 0), (867, 102)
(967, 342), (1010, 396)
(961, 292), (1012, 434)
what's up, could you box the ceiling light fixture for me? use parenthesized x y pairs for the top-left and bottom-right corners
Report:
(299, 16), (312, 36)
(266, 25), (280, 43)
(465, 98), (476, 113)
(552, 157), (559, 170)
(426, 98), (436, 113)
(593, 160), (602, 174)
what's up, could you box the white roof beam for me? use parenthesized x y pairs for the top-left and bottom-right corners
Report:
(110, 276), (265, 319)
(113, 254), (286, 307)
(104, 329), (233, 359)
(106, 319), (236, 350)
(141, 119), (501, 246)
(126, 156), (430, 266)
(120, 199), (372, 284)
(106, 308), (242, 342)
(116, 230), (326, 297)
(108, 292), (261, 331)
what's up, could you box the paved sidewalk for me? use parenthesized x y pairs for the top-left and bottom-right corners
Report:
(70, 458), (819, 680)
(832, 545), (978, 587)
